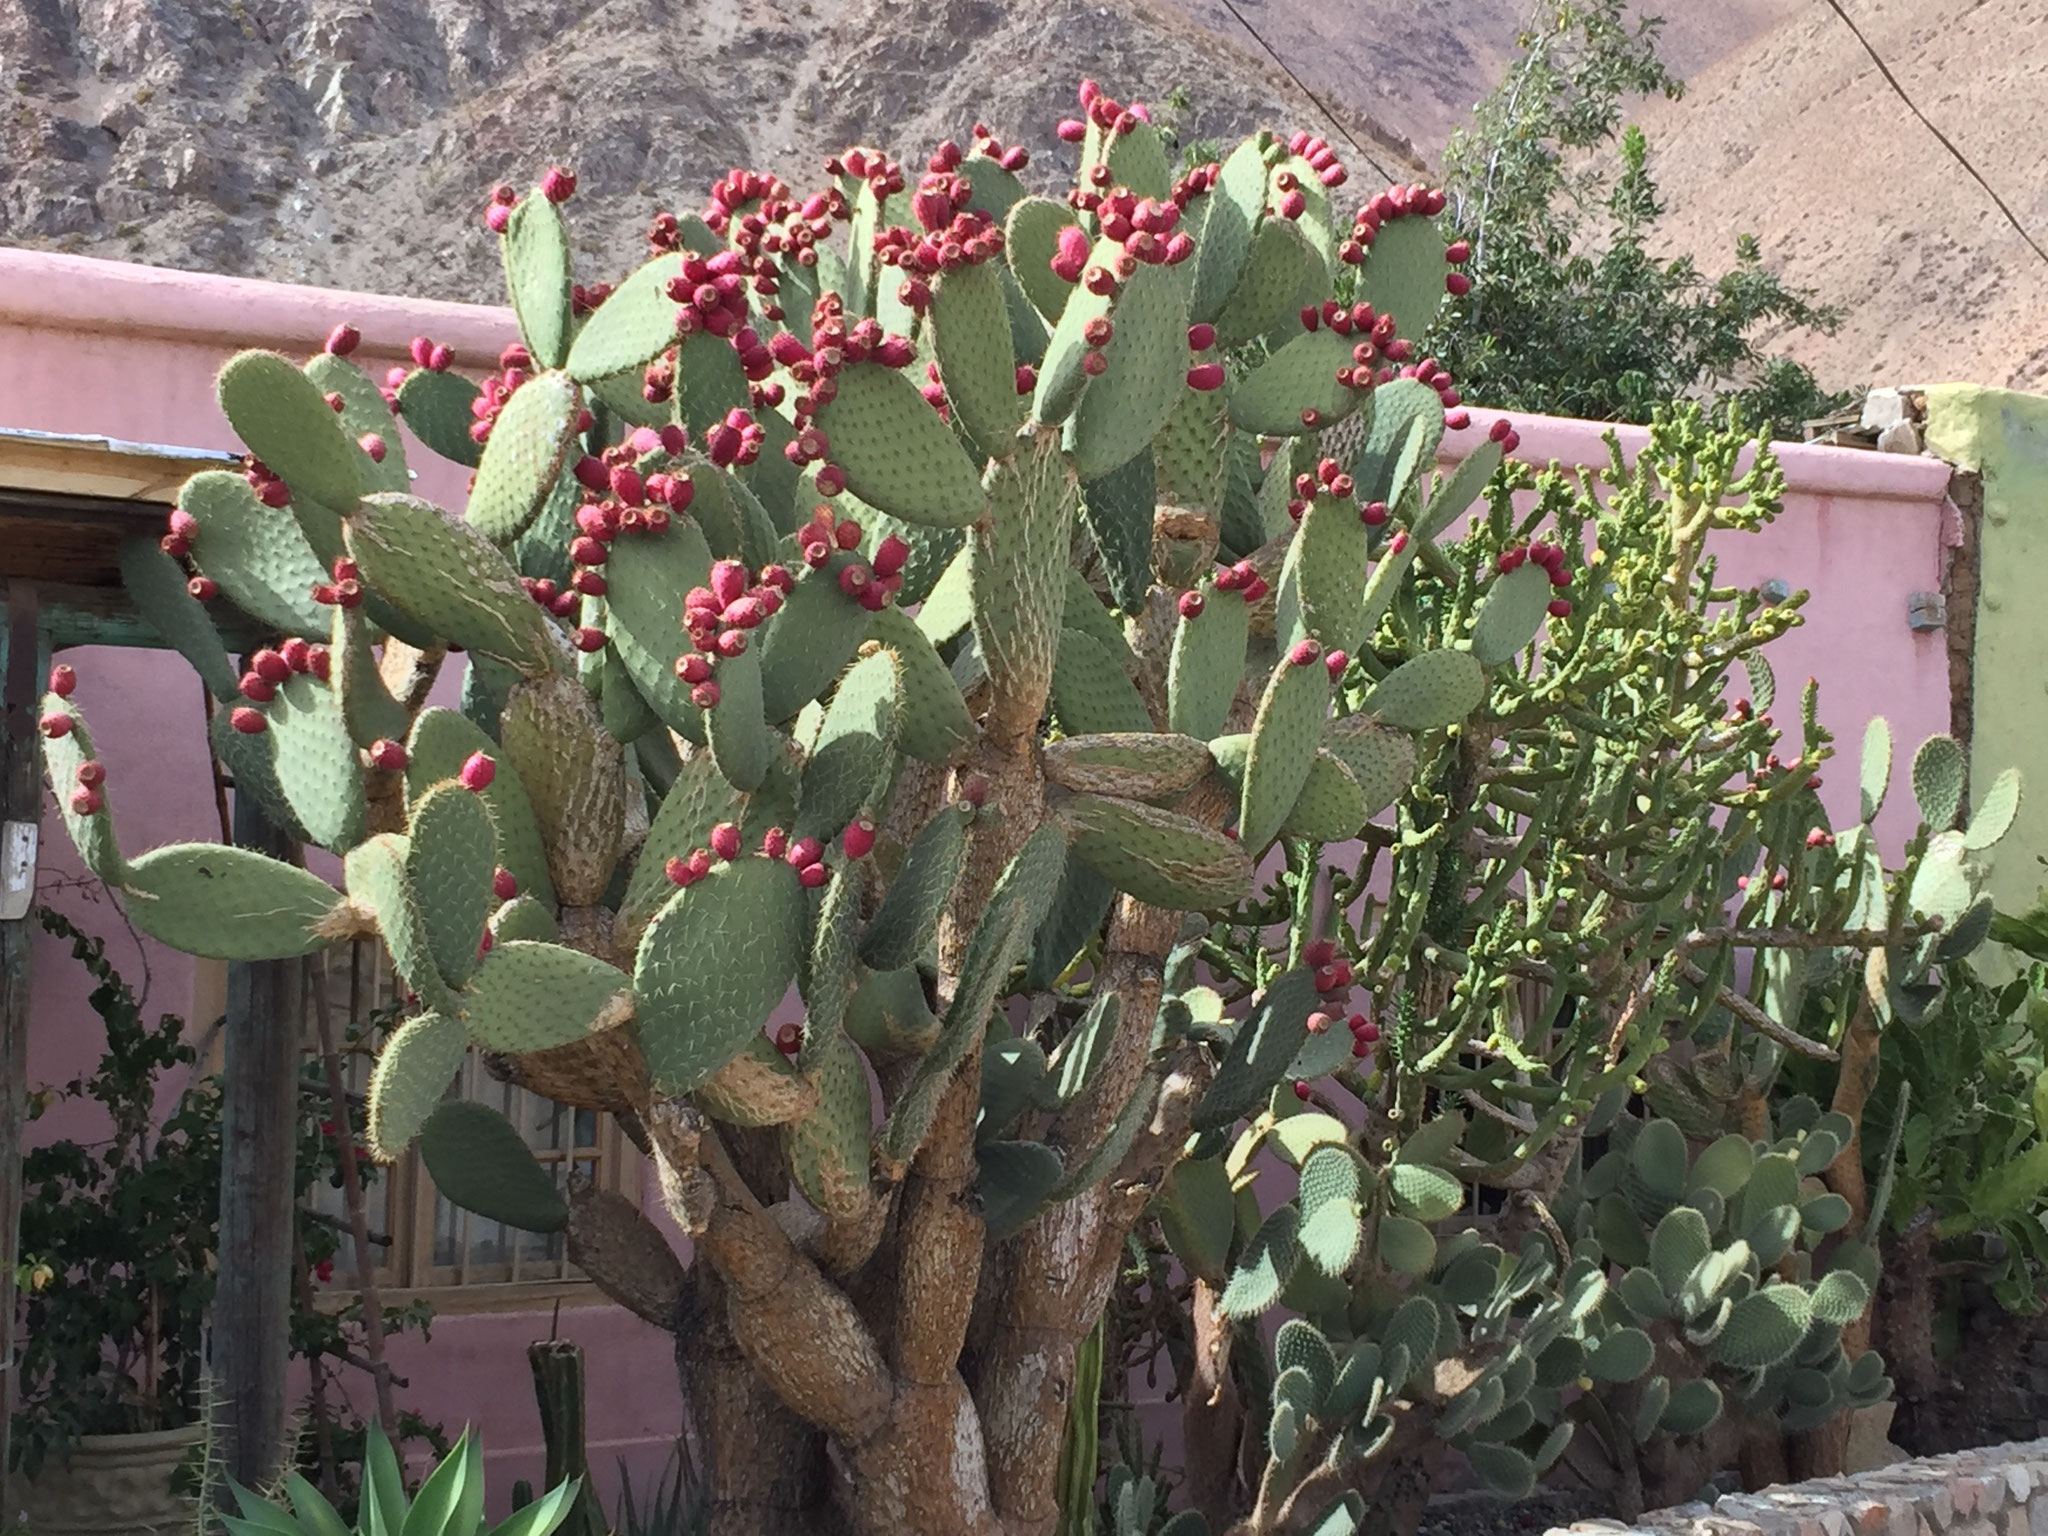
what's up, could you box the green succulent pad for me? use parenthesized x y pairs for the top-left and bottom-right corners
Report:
(1052, 628), (1151, 736)
(1153, 383), (1231, 517)
(618, 751), (745, 940)
(344, 494), (558, 674)
(464, 940), (634, 1053)
(790, 1024), (875, 1220)
(1281, 751), (1365, 842)
(345, 832), (458, 1014)
(406, 708), (555, 908)
(1168, 584), (1252, 741)
(1070, 260), (1192, 481)
(206, 709), (311, 847)
(121, 843), (343, 961)
(1042, 732), (1214, 801)
(490, 895), (559, 944)
(796, 649), (901, 841)
(973, 433), (1080, 735)
(601, 515), (716, 734)
(40, 697), (126, 883)
(1078, 449), (1156, 615)
(847, 964), (942, 1060)
(1912, 734), (1966, 829)
(466, 372), (582, 544)
(1060, 793), (1253, 911)
(1193, 967), (1319, 1131)
(566, 253), (684, 382)
(881, 823), (1067, 1167)
(500, 673), (626, 906)
(397, 367), (484, 468)
(931, 261), (1024, 456)
(1358, 214), (1450, 345)
(757, 550), (876, 726)
(119, 539), (241, 702)
(1063, 568), (1136, 662)
(1032, 233), (1122, 426)
(864, 606), (976, 763)
(1279, 493), (1370, 652)
(1321, 716), (1417, 815)
(217, 350), (365, 511)
(1187, 140), (1267, 324)
(633, 856), (807, 1093)
(1240, 652), (1330, 849)
(1353, 381), (1445, 511)
(366, 1011), (467, 1161)
(179, 470), (331, 638)
(335, 607), (411, 749)
(704, 641), (772, 794)
(1471, 564), (1554, 665)
(418, 1099), (568, 1234)
(1415, 439), (1503, 542)
(503, 193), (574, 369)
(304, 351), (410, 495)
(814, 362), (987, 527)
(1229, 328), (1355, 438)
(696, 1035), (816, 1127)
(267, 671), (368, 852)
(1005, 196), (1082, 323)
(406, 783), (500, 989)
(1220, 1202), (1301, 1318)
(1363, 649), (1485, 733)
(859, 803), (969, 972)
(1214, 217), (1314, 348)
(976, 1140), (1068, 1241)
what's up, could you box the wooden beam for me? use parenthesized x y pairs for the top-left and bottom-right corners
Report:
(211, 783), (304, 1491)
(0, 581), (45, 1520)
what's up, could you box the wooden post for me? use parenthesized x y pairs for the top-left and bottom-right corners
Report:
(0, 582), (45, 1521)
(212, 783), (304, 1491)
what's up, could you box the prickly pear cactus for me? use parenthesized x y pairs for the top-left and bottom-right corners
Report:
(36, 79), (2015, 1536)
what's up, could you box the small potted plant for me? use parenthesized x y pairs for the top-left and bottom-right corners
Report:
(8, 909), (220, 1534)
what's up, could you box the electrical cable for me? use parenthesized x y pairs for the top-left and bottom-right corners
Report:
(1819, 0), (2048, 267)
(1206, 0), (1405, 186)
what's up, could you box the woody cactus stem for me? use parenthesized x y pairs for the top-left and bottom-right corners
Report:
(52, 77), (1569, 1536)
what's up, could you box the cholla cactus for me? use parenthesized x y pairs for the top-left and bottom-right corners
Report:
(43, 83), (1522, 1534)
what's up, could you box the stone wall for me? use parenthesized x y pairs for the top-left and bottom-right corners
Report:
(1552, 1439), (2048, 1536)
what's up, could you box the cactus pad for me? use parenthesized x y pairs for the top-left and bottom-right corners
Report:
(790, 1025), (876, 1221)
(1415, 439), (1504, 542)
(1214, 217), (1314, 347)
(122, 843), (344, 961)
(464, 940), (633, 1052)
(1298, 1144), (1365, 1277)
(696, 1034), (819, 1127)
(305, 351), (409, 495)
(1279, 494), (1370, 652)
(846, 965), (942, 1060)
(796, 649), (901, 842)
(1043, 732), (1214, 801)
(566, 253), (684, 382)
(756, 551), (876, 725)
(466, 372), (582, 544)
(1060, 793), (1253, 911)
(119, 540), (241, 703)
(1911, 734), (1967, 829)
(265, 672), (367, 853)
(1168, 584), (1252, 741)
(501, 673), (627, 905)
(1051, 627), (1151, 737)
(418, 1099), (568, 1234)
(931, 262), (1025, 456)
(407, 784), (500, 988)
(1320, 716), (1417, 816)
(974, 434), (1080, 736)
(1358, 215), (1452, 344)
(503, 194), (574, 369)
(1187, 141), (1266, 324)
(397, 368), (484, 468)
(633, 856), (807, 1093)
(179, 470), (331, 638)
(1239, 651), (1330, 849)
(1070, 261), (1192, 481)
(1280, 750), (1366, 843)
(345, 494), (558, 674)
(365, 1010), (467, 1161)
(1229, 329), (1355, 438)
(346, 832), (458, 1014)
(406, 708), (555, 907)
(1471, 564), (1554, 666)
(860, 804), (969, 971)
(1709, 1286), (1811, 1370)
(864, 606), (977, 763)
(1194, 968), (1319, 1131)
(814, 362), (987, 528)
(1362, 649), (1484, 733)
(217, 350), (365, 511)
(1004, 197), (1082, 323)
(1220, 1203), (1301, 1319)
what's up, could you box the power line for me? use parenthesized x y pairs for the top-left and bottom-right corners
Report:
(1206, 0), (1404, 187)
(1818, 0), (2048, 268)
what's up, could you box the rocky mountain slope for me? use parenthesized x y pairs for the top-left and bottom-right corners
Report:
(1635, 0), (2048, 395)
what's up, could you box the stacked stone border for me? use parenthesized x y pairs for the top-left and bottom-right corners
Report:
(1550, 1441), (2048, 1536)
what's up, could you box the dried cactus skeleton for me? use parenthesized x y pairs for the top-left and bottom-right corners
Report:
(38, 79), (2017, 1536)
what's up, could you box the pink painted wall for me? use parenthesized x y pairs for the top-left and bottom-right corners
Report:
(0, 249), (1958, 1509)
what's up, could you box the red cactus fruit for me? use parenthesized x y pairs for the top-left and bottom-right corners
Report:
(872, 535), (910, 578)
(1304, 938), (1336, 969)
(486, 204), (512, 234)
(280, 638), (312, 672)
(69, 785), (103, 816)
(359, 433), (387, 463)
(786, 836), (825, 869)
(843, 818), (877, 859)
(573, 627), (607, 653)
(1307, 1011), (1332, 1035)
(1186, 363), (1224, 391)
(1293, 1081), (1313, 1102)
(761, 827), (790, 861)
(1548, 599), (1572, 619)
(239, 674), (275, 703)
(1177, 591), (1205, 620)
(253, 649), (291, 684)
(75, 760), (105, 788)
(307, 645), (331, 682)
(367, 738), (408, 772)
(458, 752), (496, 791)
(1325, 649), (1349, 680)
(1446, 272), (1472, 297)
(541, 166), (578, 203)
(710, 822), (742, 861)
(187, 576), (219, 601)
(690, 680), (721, 709)
(775, 1022), (803, 1055)
(493, 867), (519, 901)
(230, 707), (267, 735)
(797, 861), (830, 889)
(47, 664), (76, 698)
(39, 712), (72, 738)
(1288, 638), (1322, 667)
(1081, 349), (1108, 378)
(325, 323), (361, 356)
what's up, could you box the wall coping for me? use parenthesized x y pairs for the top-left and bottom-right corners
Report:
(0, 247), (1956, 506)
(1549, 1438), (2048, 1536)
(0, 246), (515, 363)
